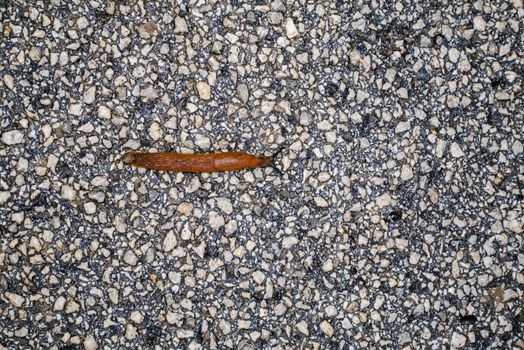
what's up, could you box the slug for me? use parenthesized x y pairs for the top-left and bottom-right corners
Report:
(122, 150), (282, 173)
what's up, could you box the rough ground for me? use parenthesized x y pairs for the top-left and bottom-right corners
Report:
(1, 0), (523, 349)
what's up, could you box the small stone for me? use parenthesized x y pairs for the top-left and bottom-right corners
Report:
(197, 82), (211, 100)
(322, 259), (333, 272)
(83, 86), (96, 104)
(2, 130), (24, 145)
(314, 197), (329, 207)
(376, 193), (392, 208)
(448, 48), (460, 63)
(195, 134), (210, 149)
(282, 236), (299, 249)
(149, 122), (162, 141)
(65, 300), (80, 313)
(61, 185), (76, 200)
(252, 271), (266, 284)
(125, 324), (137, 340)
(84, 202), (97, 214)
(296, 320), (309, 335)
(401, 164), (413, 181)
(320, 320), (334, 337)
(395, 121), (410, 133)
(0, 191), (11, 204)
(137, 22), (157, 38)
(83, 334), (98, 350)
(300, 112), (312, 126)
(216, 198), (233, 214)
(53, 296), (66, 311)
(450, 142), (465, 158)
(317, 120), (332, 131)
(174, 16), (188, 33)
(397, 88), (408, 99)
(3, 74), (14, 90)
(68, 103), (83, 116)
(512, 140), (523, 155)
(208, 211), (225, 229)
(237, 83), (249, 103)
(124, 250), (138, 266)
(163, 231), (178, 252)
(130, 311), (144, 324)
(4, 292), (24, 307)
(451, 332), (467, 348)
(140, 86), (158, 99)
(285, 18), (299, 38)
(473, 16), (486, 31)
(97, 105), (111, 119)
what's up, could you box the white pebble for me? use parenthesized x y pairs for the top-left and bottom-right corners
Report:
(124, 250), (138, 266)
(450, 142), (465, 158)
(401, 164), (413, 181)
(61, 185), (76, 201)
(84, 202), (97, 214)
(83, 334), (98, 350)
(451, 332), (467, 348)
(216, 197), (233, 214)
(83, 86), (96, 104)
(252, 271), (266, 284)
(512, 140), (523, 155)
(197, 82), (211, 100)
(208, 211), (225, 229)
(163, 231), (178, 252)
(295, 320), (309, 335)
(5, 292), (24, 307)
(97, 105), (111, 119)
(448, 48), (460, 63)
(174, 16), (188, 33)
(2, 130), (24, 145)
(3, 74), (15, 89)
(473, 16), (486, 31)
(68, 103), (83, 116)
(320, 320), (334, 337)
(285, 18), (299, 38)
(0, 191), (11, 204)
(375, 193), (392, 208)
(149, 122), (162, 141)
(282, 236), (299, 249)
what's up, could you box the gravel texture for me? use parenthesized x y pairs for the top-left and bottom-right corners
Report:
(1, 1), (524, 349)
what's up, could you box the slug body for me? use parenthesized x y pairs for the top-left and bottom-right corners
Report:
(122, 151), (273, 173)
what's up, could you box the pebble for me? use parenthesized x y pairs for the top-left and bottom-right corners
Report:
(375, 193), (392, 208)
(282, 236), (299, 249)
(197, 82), (211, 100)
(61, 185), (76, 201)
(451, 332), (467, 348)
(216, 197), (233, 214)
(473, 16), (486, 31)
(296, 320), (309, 335)
(97, 105), (111, 119)
(163, 231), (178, 252)
(3, 74), (14, 89)
(0, 191), (11, 204)
(285, 18), (299, 38)
(83, 86), (96, 104)
(1, 130), (24, 145)
(401, 164), (414, 181)
(83, 335), (98, 350)
(4, 292), (24, 307)
(237, 83), (249, 103)
(123, 250), (138, 266)
(252, 271), (266, 284)
(68, 103), (83, 116)
(450, 142), (465, 158)
(320, 320), (334, 337)
(174, 16), (188, 33)
(208, 211), (225, 229)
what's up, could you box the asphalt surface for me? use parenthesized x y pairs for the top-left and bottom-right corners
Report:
(1, 0), (523, 349)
